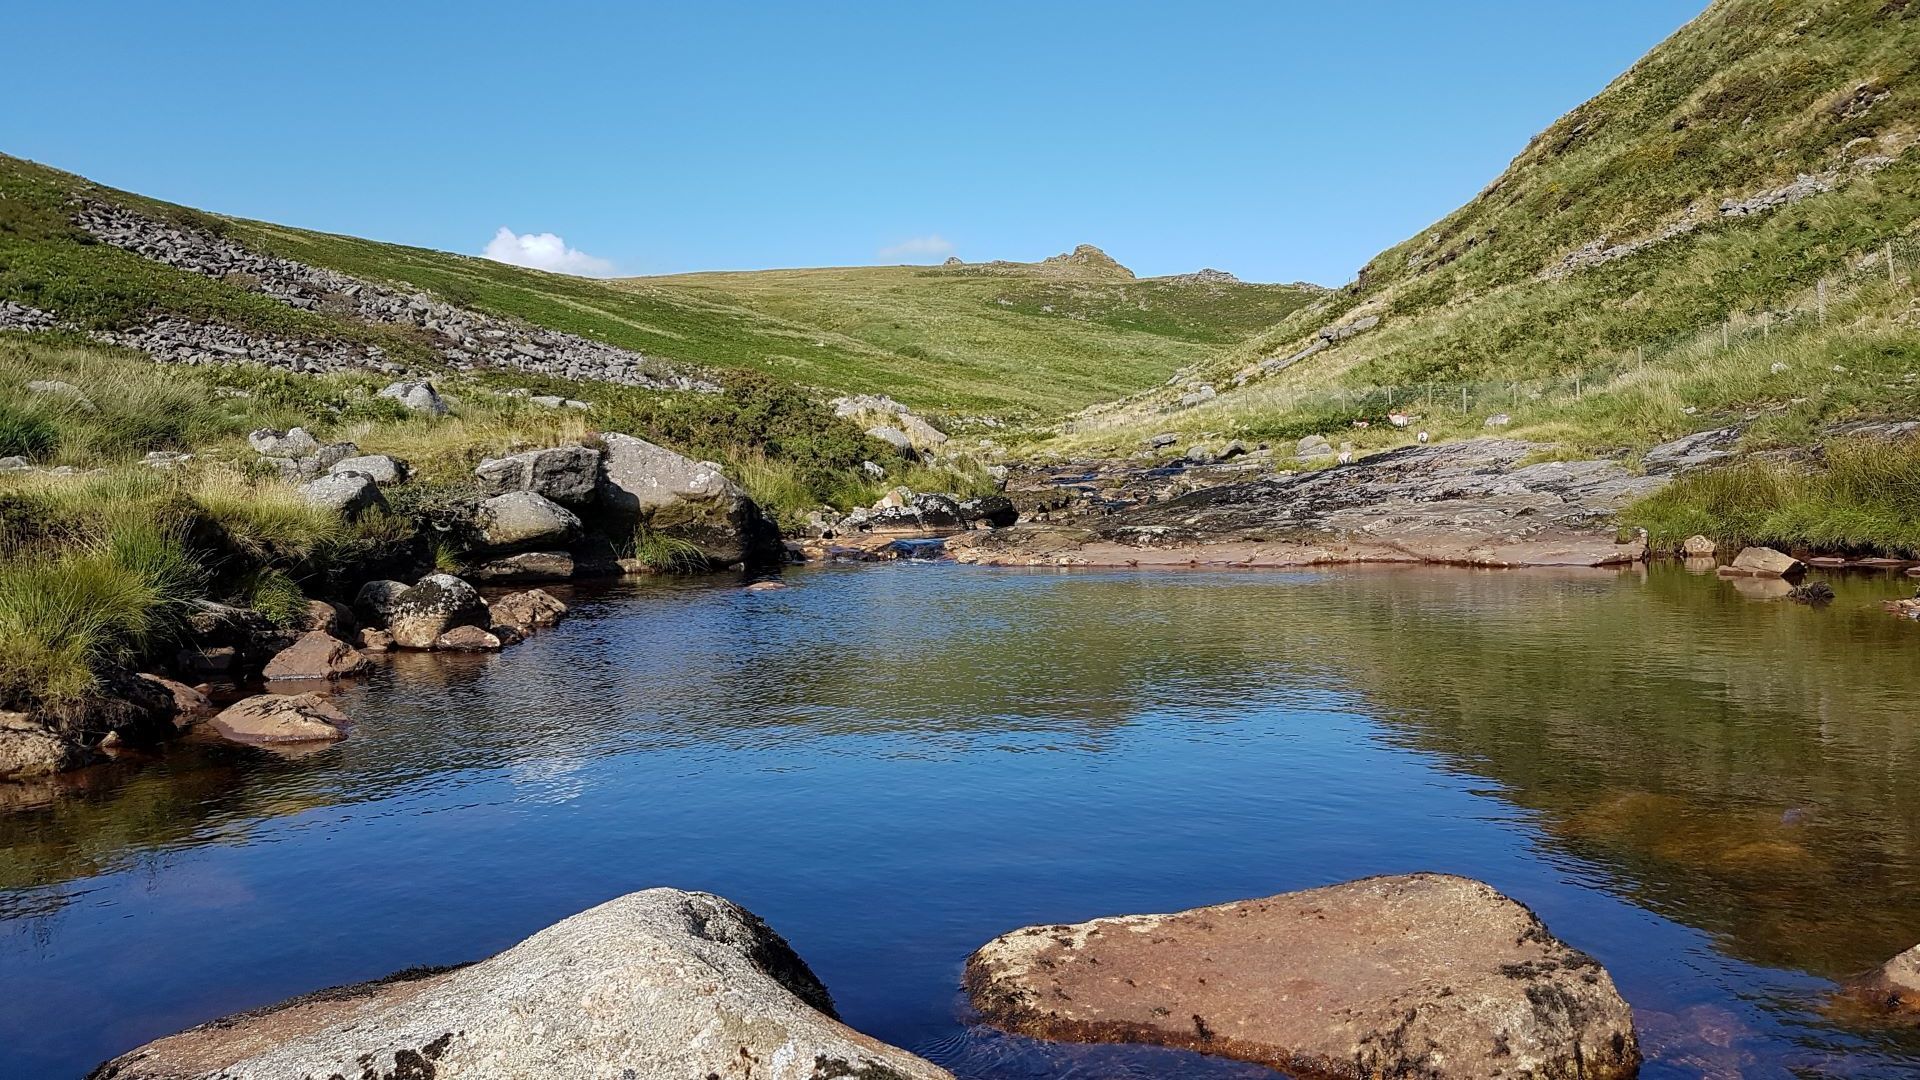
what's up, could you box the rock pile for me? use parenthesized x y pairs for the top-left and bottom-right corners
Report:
(71, 200), (712, 391)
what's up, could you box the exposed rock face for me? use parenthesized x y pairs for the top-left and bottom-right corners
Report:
(965, 874), (1639, 1080)
(959, 494), (1019, 528)
(597, 433), (779, 566)
(1641, 427), (1740, 474)
(952, 439), (1662, 570)
(491, 589), (568, 632)
(296, 473), (386, 519)
(262, 631), (374, 681)
(473, 445), (600, 507)
(1720, 546), (1805, 578)
(474, 491), (582, 551)
(385, 575), (490, 649)
(867, 425), (915, 454)
(90, 888), (953, 1080)
(71, 200), (711, 391)
(209, 694), (350, 746)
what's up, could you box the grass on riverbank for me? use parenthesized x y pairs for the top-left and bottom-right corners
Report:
(1624, 436), (1920, 557)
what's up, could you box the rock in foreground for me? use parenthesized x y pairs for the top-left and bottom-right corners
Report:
(209, 694), (350, 747)
(92, 888), (952, 1080)
(964, 873), (1639, 1079)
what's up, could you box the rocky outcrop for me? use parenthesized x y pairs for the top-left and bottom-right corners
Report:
(209, 694), (350, 747)
(72, 200), (711, 391)
(952, 439), (1662, 570)
(0, 712), (88, 780)
(261, 631), (374, 681)
(473, 445), (599, 507)
(965, 873), (1638, 1080)
(597, 433), (780, 567)
(384, 574), (491, 649)
(90, 888), (952, 1080)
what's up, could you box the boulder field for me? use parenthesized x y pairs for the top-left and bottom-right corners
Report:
(964, 873), (1640, 1079)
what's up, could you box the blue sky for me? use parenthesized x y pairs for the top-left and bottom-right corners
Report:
(3, 2), (1702, 283)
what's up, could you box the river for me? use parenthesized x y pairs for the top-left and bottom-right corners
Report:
(3, 562), (1919, 1077)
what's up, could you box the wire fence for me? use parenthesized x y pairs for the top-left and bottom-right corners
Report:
(1238, 235), (1919, 430)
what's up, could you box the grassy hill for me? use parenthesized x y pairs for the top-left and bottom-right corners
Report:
(1042, 0), (1920, 459)
(0, 154), (1320, 420)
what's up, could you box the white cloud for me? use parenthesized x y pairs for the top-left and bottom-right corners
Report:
(481, 227), (617, 277)
(877, 234), (956, 262)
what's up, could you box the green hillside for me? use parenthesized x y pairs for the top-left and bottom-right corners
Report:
(0, 154), (1319, 420)
(1045, 0), (1920, 456)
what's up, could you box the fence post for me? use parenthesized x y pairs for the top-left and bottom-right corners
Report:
(1461, 386), (1468, 413)
(1891, 242), (1900, 288)
(1387, 385), (1394, 407)
(1575, 373), (1582, 400)
(1817, 278), (1828, 323)
(1722, 323), (1730, 349)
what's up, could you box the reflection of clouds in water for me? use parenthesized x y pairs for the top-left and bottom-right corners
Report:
(919, 1025), (1275, 1079)
(506, 754), (588, 805)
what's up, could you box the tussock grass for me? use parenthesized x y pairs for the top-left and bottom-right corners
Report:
(1625, 436), (1920, 556)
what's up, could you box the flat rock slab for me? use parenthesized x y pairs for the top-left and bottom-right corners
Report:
(93, 888), (951, 1080)
(965, 873), (1640, 1080)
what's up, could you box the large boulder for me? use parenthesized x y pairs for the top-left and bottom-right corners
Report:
(597, 433), (780, 567)
(474, 491), (582, 551)
(473, 445), (600, 507)
(385, 574), (490, 649)
(209, 694), (350, 746)
(89, 888), (952, 1080)
(964, 873), (1639, 1080)
(262, 631), (374, 681)
(378, 380), (449, 416)
(296, 473), (386, 520)
(248, 427), (320, 458)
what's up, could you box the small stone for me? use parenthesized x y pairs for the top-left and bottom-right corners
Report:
(356, 628), (394, 652)
(1681, 534), (1717, 556)
(377, 380), (449, 416)
(1720, 546), (1805, 578)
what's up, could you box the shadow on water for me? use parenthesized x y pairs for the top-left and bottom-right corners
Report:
(2, 563), (1920, 1077)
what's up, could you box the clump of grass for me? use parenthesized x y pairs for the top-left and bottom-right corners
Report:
(1624, 436), (1920, 556)
(0, 398), (59, 460)
(629, 528), (707, 573)
(0, 519), (204, 706)
(244, 569), (310, 628)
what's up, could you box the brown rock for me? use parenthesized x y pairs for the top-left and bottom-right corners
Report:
(1681, 534), (1717, 556)
(137, 674), (215, 727)
(301, 598), (340, 634)
(745, 580), (788, 591)
(0, 712), (89, 779)
(1718, 546), (1804, 578)
(964, 873), (1639, 1080)
(490, 623), (528, 647)
(262, 631), (374, 681)
(1846, 942), (1920, 1014)
(210, 694), (350, 746)
(356, 628), (394, 652)
(433, 625), (502, 651)
(490, 588), (568, 631)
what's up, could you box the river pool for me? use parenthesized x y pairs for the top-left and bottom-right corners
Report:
(3, 562), (1919, 1078)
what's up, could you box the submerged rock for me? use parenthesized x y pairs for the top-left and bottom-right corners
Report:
(964, 873), (1639, 1080)
(210, 694), (350, 746)
(1849, 943), (1920, 1016)
(90, 888), (952, 1080)
(433, 625), (502, 652)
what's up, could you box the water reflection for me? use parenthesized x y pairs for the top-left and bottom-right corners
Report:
(1, 563), (1918, 1078)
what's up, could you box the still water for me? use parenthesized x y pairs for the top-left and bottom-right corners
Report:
(3, 562), (1920, 1078)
